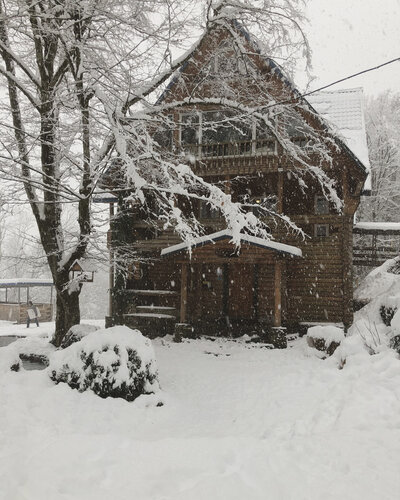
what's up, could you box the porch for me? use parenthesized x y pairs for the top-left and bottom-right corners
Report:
(161, 230), (302, 337)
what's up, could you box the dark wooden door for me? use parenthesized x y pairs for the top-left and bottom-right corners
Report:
(228, 264), (253, 319)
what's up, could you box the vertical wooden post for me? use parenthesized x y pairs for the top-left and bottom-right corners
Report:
(17, 286), (20, 304)
(180, 263), (188, 323)
(274, 259), (282, 327)
(277, 169), (284, 214)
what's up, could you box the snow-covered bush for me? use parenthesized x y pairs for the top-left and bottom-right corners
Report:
(49, 326), (160, 402)
(330, 334), (372, 369)
(351, 258), (400, 355)
(306, 325), (344, 356)
(60, 324), (100, 349)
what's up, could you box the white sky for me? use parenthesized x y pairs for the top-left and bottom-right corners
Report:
(297, 0), (400, 97)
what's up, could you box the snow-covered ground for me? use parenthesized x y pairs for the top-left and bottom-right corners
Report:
(1, 323), (400, 499)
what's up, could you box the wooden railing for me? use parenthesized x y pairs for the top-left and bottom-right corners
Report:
(353, 245), (399, 266)
(184, 139), (276, 159)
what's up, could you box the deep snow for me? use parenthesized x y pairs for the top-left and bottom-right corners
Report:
(0, 321), (400, 499)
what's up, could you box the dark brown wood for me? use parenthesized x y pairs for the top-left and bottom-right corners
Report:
(180, 263), (188, 323)
(228, 263), (253, 319)
(274, 260), (282, 327)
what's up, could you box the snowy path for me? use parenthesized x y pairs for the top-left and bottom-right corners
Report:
(1, 333), (400, 499)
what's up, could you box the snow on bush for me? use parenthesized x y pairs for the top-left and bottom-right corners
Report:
(355, 256), (400, 304)
(350, 257), (400, 355)
(60, 324), (100, 349)
(49, 326), (160, 402)
(330, 335), (371, 369)
(306, 325), (344, 356)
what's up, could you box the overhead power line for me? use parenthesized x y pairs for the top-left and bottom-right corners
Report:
(303, 57), (400, 98)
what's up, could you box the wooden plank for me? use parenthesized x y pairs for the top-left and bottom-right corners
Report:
(180, 263), (188, 323)
(274, 260), (282, 327)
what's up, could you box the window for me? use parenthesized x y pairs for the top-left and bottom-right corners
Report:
(239, 195), (277, 217)
(199, 201), (220, 219)
(153, 115), (173, 149)
(292, 138), (307, 148)
(314, 224), (329, 238)
(315, 195), (330, 215)
(202, 110), (252, 145)
(180, 113), (200, 145)
(179, 110), (276, 158)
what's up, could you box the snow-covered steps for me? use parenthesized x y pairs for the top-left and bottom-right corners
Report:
(131, 290), (178, 296)
(136, 305), (178, 317)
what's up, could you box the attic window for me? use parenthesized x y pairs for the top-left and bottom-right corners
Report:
(199, 201), (220, 219)
(314, 224), (329, 238)
(315, 195), (330, 215)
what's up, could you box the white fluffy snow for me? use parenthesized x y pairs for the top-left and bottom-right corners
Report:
(1, 323), (400, 499)
(161, 229), (302, 257)
(50, 326), (159, 393)
(307, 325), (345, 344)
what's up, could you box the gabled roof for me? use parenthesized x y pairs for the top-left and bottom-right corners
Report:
(157, 21), (369, 187)
(160, 230), (302, 258)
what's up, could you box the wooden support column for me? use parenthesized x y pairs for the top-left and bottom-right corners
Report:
(274, 259), (282, 327)
(277, 169), (284, 214)
(180, 263), (188, 323)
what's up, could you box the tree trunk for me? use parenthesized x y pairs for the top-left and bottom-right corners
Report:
(51, 271), (82, 347)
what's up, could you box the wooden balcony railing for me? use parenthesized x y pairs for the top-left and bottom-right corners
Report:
(184, 139), (276, 159)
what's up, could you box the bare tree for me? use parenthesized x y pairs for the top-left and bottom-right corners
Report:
(0, 0), (338, 345)
(358, 91), (400, 222)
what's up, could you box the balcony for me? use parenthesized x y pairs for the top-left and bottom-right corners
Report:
(183, 139), (279, 176)
(184, 138), (276, 160)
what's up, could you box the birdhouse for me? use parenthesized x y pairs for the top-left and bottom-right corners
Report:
(70, 260), (95, 283)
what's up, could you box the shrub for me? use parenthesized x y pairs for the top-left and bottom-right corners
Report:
(60, 324), (100, 349)
(49, 326), (160, 402)
(379, 305), (397, 326)
(306, 325), (344, 356)
(390, 334), (400, 354)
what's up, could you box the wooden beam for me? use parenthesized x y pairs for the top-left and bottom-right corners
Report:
(277, 169), (284, 214)
(274, 260), (282, 327)
(180, 263), (188, 323)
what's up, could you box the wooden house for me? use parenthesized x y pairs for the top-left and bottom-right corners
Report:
(105, 23), (369, 342)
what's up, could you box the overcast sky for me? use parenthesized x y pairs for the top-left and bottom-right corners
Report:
(297, 0), (400, 97)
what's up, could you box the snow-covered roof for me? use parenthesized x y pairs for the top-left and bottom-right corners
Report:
(0, 278), (54, 288)
(354, 222), (400, 233)
(160, 230), (302, 258)
(307, 88), (371, 191)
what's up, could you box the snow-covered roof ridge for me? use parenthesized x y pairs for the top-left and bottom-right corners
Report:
(354, 222), (400, 232)
(160, 230), (302, 258)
